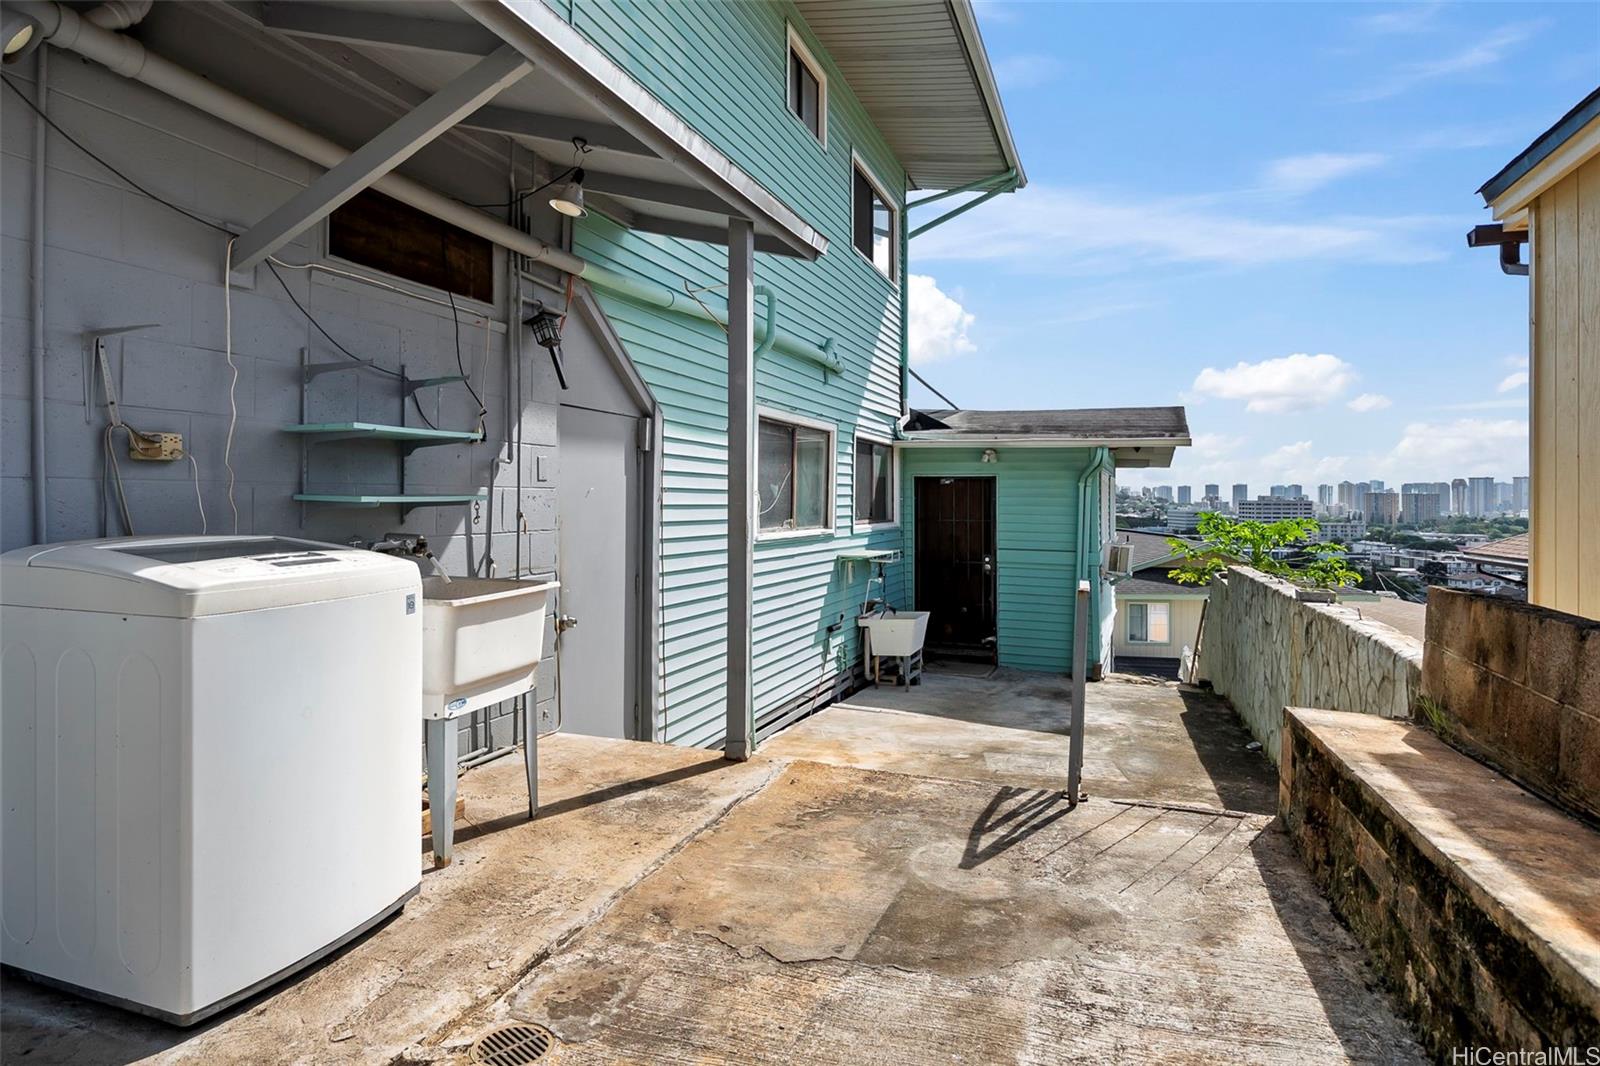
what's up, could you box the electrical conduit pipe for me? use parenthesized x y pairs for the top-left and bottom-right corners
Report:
(16, 0), (842, 376)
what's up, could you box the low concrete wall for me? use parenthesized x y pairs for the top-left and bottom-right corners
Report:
(1422, 589), (1600, 824)
(1198, 567), (1421, 762)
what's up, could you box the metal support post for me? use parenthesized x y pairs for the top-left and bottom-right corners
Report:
(1068, 579), (1090, 804)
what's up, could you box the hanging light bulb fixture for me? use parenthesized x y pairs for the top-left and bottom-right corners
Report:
(2, 9), (42, 64)
(525, 301), (569, 390)
(547, 136), (591, 218)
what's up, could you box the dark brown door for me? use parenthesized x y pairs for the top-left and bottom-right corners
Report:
(914, 476), (998, 662)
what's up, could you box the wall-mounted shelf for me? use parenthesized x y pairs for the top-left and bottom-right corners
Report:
(285, 422), (482, 453)
(292, 349), (484, 521)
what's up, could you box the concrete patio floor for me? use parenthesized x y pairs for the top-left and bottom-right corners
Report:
(1, 671), (1423, 1064)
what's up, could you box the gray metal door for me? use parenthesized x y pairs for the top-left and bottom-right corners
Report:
(556, 405), (641, 739)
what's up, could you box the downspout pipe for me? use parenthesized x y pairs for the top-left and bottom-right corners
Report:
(16, 0), (842, 374)
(29, 46), (47, 545)
(1073, 447), (1111, 677)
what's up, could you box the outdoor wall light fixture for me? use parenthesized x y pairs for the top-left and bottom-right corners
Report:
(981, 448), (999, 464)
(525, 302), (569, 390)
(2, 10), (41, 63)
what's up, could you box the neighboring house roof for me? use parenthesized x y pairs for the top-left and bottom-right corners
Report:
(1113, 529), (1188, 571)
(1114, 574), (1209, 598)
(1479, 87), (1600, 220)
(903, 407), (1191, 445)
(792, 0), (1025, 191)
(1461, 532), (1531, 565)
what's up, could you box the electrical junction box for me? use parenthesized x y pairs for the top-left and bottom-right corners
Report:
(129, 431), (183, 461)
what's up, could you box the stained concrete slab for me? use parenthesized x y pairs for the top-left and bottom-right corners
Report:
(765, 668), (1279, 814)
(445, 759), (1422, 1064)
(0, 737), (782, 1066)
(1, 676), (1420, 1065)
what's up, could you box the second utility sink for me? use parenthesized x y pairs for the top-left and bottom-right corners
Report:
(420, 577), (558, 719)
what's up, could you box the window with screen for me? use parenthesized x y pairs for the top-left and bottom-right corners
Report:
(758, 414), (833, 534)
(1127, 603), (1171, 644)
(852, 161), (895, 278)
(329, 190), (493, 302)
(854, 437), (894, 525)
(787, 30), (825, 145)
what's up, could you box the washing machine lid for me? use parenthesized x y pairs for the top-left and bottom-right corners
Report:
(0, 536), (421, 618)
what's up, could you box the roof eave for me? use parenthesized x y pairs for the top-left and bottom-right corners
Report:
(897, 436), (1192, 449)
(949, 0), (1027, 191)
(1478, 88), (1600, 220)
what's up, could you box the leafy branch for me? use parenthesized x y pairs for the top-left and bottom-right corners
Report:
(1166, 512), (1361, 590)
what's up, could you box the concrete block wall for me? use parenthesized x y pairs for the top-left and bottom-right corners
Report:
(1422, 589), (1600, 824)
(1, 51), (566, 751)
(1198, 567), (1422, 762)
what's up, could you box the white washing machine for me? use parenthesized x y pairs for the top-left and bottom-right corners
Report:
(0, 535), (423, 1025)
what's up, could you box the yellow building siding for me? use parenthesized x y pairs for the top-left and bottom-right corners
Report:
(1528, 152), (1600, 619)
(1111, 596), (1206, 660)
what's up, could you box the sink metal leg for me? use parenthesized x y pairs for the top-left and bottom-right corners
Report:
(522, 690), (539, 820)
(425, 717), (458, 866)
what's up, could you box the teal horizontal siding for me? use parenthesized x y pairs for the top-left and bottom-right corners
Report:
(899, 448), (1096, 673)
(563, 1), (908, 747)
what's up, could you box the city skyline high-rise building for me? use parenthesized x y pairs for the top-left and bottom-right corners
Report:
(1232, 484), (1248, 506)
(1204, 483), (1220, 500)
(1177, 485), (1192, 505)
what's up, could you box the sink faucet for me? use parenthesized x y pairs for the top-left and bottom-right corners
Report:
(364, 533), (452, 583)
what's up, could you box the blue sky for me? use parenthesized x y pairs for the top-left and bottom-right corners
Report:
(905, 1), (1598, 492)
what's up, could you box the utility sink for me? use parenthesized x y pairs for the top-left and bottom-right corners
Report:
(420, 577), (558, 719)
(858, 610), (931, 657)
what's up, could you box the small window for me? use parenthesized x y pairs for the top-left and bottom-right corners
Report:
(786, 29), (826, 145)
(329, 190), (493, 302)
(1127, 603), (1171, 644)
(852, 159), (896, 278)
(758, 413), (834, 534)
(854, 437), (894, 525)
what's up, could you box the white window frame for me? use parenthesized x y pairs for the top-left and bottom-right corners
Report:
(850, 151), (899, 283)
(755, 406), (837, 541)
(850, 429), (899, 531)
(785, 25), (828, 150)
(1126, 601), (1172, 645)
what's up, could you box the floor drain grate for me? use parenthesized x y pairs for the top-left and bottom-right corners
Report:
(468, 1022), (557, 1065)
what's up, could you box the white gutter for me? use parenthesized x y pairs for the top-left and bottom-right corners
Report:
(894, 437), (1192, 449)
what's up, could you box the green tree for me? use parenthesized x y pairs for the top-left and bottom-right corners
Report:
(1167, 512), (1361, 589)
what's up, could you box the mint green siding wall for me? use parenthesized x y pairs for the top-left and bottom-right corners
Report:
(562, 2), (907, 746)
(898, 448), (1102, 673)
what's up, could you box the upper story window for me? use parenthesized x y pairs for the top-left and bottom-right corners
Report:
(758, 410), (835, 536)
(786, 27), (826, 146)
(852, 157), (896, 279)
(854, 435), (896, 526)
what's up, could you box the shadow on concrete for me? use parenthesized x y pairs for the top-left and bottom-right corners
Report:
(442, 756), (731, 851)
(1174, 687), (1278, 815)
(1245, 826), (1426, 1061)
(961, 785), (1074, 868)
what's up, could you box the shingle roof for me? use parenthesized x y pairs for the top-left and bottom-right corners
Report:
(1113, 529), (1189, 570)
(1479, 88), (1600, 204)
(1115, 574), (1209, 597)
(904, 406), (1190, 444)
(1461, 532), (1531, 564)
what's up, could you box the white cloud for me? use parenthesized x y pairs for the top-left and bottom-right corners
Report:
(1191, 353), (1357, 413)
(1498, 371), (1529, 392)
(1354, 3), (1445, 35)
(1345, 21), (1544, 102)
(914, 185), (1448, 272)
(1348, 392), (1393, 412)
(907, 274), (976, 366)
(1262, 152), (1386, 195)
(1387, 418), (1528, 478)
(992, 53), (1063, 89)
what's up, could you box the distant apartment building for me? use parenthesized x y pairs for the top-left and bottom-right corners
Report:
(1451, 478), (1468, 515)
(1153, 485), (1174, 502)
(1269, 484), (1288, 498)
(1402, 492), (1442, 525)
(1177, 485), (1192, 505)
(1369, 479), (1385, 492)
(1365, 490), (1401, 525)
(1318, 515), (1368, 542)
(1238, 495), (1315, 521)
(1468, 476), (1496, 517)
(1204, 483), (1220, 499)
(1232, 483), (1248, 506)
(1433, 482), (1453, 514)
(1166, 506), (1205, 532)
(1317, 484), (1334, 508)
(1337, 480), (1360, 511)
(1286, 483), (1304, 499)
(1401, 482), (1432, 497)
(1512, 475), (1529, 514)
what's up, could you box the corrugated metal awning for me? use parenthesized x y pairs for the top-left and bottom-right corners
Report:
(792, 0), (1025, 191)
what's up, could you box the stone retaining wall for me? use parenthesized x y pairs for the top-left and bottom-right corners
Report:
(1198, 567), (1421, 763)
(1422, 589), (1600, 824)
